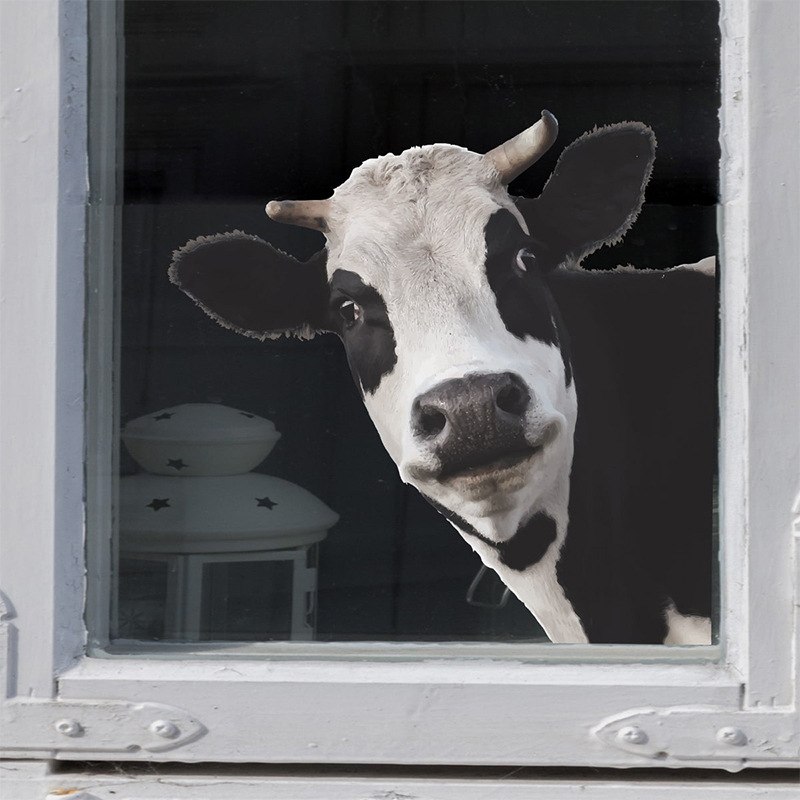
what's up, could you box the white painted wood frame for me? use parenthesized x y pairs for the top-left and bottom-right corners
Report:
(0, 0), (797, 795)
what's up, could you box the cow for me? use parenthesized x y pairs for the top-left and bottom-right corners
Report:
(169, 110), (716, 645)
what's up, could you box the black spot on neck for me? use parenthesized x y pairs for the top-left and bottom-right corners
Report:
(329, 269), (397, 395)
(484, 209), (572, 386)
(496, 513), (557, 571)
(421, 494), (557, 572)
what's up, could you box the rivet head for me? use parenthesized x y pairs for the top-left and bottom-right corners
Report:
(717, 726), (747, 746)
(618, 725), (648, 745)
(149, 719), (180, 739)
(54, 718), (83, 737)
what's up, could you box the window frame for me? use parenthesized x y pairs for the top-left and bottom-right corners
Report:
(0, 0), (797, 778)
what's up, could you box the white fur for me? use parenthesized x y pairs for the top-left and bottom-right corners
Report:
(455, 511), (588, 644)
(671, 255), (716, 276)
(663, 603), (712, 645)
(320, 145), (581, 639)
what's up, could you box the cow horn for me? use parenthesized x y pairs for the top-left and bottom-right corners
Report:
(266, 199), (331, 232)
(484, 110), (559, 184)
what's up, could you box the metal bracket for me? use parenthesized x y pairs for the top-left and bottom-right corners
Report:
(2, 697), (206, 755)
(593, 706), (800, 763)
(1, 591), (206, 756)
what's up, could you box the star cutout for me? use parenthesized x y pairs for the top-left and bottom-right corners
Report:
(166, 459), (189, 471)
(256, 496), (277, 510)
(153, 412), (174, 421)
(146, 498), (170, 511)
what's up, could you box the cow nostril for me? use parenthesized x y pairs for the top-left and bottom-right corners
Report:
(496, 380), (530, 417)
(416, 406), (447, 438)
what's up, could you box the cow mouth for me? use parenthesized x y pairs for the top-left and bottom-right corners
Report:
(438, 443), (542, 482)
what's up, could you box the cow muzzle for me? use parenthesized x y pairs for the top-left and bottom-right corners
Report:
(406, 372), (554, 486)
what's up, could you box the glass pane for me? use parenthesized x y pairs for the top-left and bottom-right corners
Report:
(108, 0), (720, 647)
(203, 558), (297, 641)
(118, 558), (169, 640)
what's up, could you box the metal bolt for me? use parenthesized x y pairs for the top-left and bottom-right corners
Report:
(54, 718), (83, 737)
(717, 726), (747, 746)
(149, 719), (180, 739)
(617, 725), (648, 745)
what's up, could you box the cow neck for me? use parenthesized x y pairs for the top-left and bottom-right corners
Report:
(423, 493), (588, 643)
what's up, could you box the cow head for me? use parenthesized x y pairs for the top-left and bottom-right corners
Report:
(170, 112), (654, 559)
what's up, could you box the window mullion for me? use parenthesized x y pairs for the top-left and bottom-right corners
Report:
(718, 0), (800, 709)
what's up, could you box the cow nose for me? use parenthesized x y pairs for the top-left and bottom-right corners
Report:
(411, 372), (531, 442)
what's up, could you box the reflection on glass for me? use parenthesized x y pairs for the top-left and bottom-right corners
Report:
(116, 404), (336, 641)
(114, 0), (720, 646)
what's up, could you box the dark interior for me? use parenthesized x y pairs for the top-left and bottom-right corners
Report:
(118, 0), (720, 642)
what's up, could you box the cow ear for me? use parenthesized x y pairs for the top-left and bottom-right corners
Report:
(169, 230), (329, 340)
(516, 123), (655, 269)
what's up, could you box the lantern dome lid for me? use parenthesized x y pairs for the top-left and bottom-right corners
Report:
(119, 473), (338, 554)
(122, 403), (278, 444)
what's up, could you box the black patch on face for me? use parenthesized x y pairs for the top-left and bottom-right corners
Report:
(484, 210), (572, 385)
(328, 269), (397, 396)
(422, 494), (556, 572)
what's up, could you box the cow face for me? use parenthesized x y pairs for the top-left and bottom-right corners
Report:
(170, 113), (654, 552)
(329, 150), (583, 547)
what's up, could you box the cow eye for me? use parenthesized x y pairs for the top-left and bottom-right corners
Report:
(514, 247), (537, 276)
(339, 299), (362, 326)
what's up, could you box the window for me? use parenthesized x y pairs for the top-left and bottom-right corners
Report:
(0, 0), (797, 793)
(113, 0), (720, 648)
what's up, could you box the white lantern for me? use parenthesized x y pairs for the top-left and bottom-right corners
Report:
(118, 405), (338, 641)
(122, 402), (281, 476)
